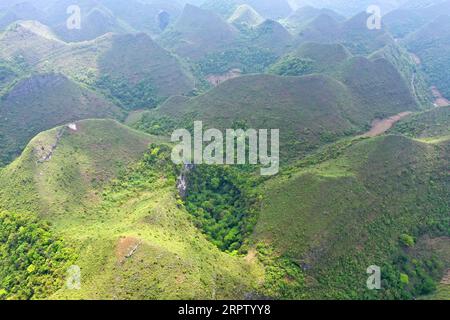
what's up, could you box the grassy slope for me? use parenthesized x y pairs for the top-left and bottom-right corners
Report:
(336, 56), (420, 123)
(292, 42), (352, 73)
(158, 4), (239, 60)
(0, 20), (65, 67)
(281, 6), (345, 34)
(0, 73), (124, 166)
(0, 119), (263, 299)
(404, 15), (450, 99)
(384, 0), (450, 38)
(134, 74), (363, 161)
(135, 61), (420, 162)
(390, 106), (450, 140)
(0, 20), (195, 101)
(253, 134), (450, 299)
(369, 43), (433, 108)
(227, 4), (265, 27)
(295, 12), (395, 55)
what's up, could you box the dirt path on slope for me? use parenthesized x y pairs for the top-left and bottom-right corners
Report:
(362, 112), (413, 138)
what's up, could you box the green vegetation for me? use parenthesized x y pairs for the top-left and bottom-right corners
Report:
(184, 165), (260, 252)
(0, 210), (75, 300)
(132, 114), (177, 136)
(268, 56), (313, 76)
(227, 4), (265, 27)
(370, 43), (433, 108)
(405, 15), (450, 99)
(158, 4), (238, 60)
(0, 74), (123, 166)
(198, 47), (277, 75)
(253, 135), (450, 299)
(0, 119), (263, 299)
(95, 75), (160, 110)
(391, 107), (450, 139)
(281, 6), (345, 34)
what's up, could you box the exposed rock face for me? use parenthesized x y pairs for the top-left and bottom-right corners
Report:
(176, 164), (194, 198)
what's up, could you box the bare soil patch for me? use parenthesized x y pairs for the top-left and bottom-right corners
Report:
(116, 236), (142, 263)
(206, 69), (242, 86)
(431, 86), (450, 107)
(362, 112), (413, 138)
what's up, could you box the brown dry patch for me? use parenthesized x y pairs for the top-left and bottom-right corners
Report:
(441, 270), (450, 285)
(245, 249), (257, 264)
(431, 86), (450, 107)
(116, 236), (142, 263)
(206, 69), (242, 86)
(175, 273), (186, 284)
(362, 112), (413, 138)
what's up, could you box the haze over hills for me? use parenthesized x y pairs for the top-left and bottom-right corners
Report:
(0, 19), (195, 101)
(227, 4), (265, 27)
(159, 4), (239, 60)
(295, 11), (395, 55)
(384, 0), (450, 38)
(289, 0), (409, 16)
(281, 5), (346, 34)
(201, 0), (293, 19)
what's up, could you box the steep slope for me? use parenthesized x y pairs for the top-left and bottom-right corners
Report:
(0, 20), (65, 66)
(0, 22), (195, 109)
(43, 33), (195, 108)
(0, 73), (124, 166)
(132, 74), (364, 161)
(251, 20), (294, 54)
(52, 5), (131, 42)
(391, 106), (450, 140)
(227, 4), (265, 27)
(43, 0), (133, 42)
(290, 42), (352, 73)
(281, 5), (345, 34)
(253, 134), (450, 299)
(135, 70), (421, 161)
(404, 15), (450, 100)
(159, 4), (239, 60)
(336, 56), (420, 123)
(369, 43), (433, 108)
(384, 0), (450, 38)
(202, 0), (293, 19)
(98, 0), (183, 35)
(289, 0), (409, 16)
(296, 11), (395, 55)
(0, 119), (263, 299)
(269, 42), (421, 118)
(0, 2), (46, 29)
(242, 0), (293, 19)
